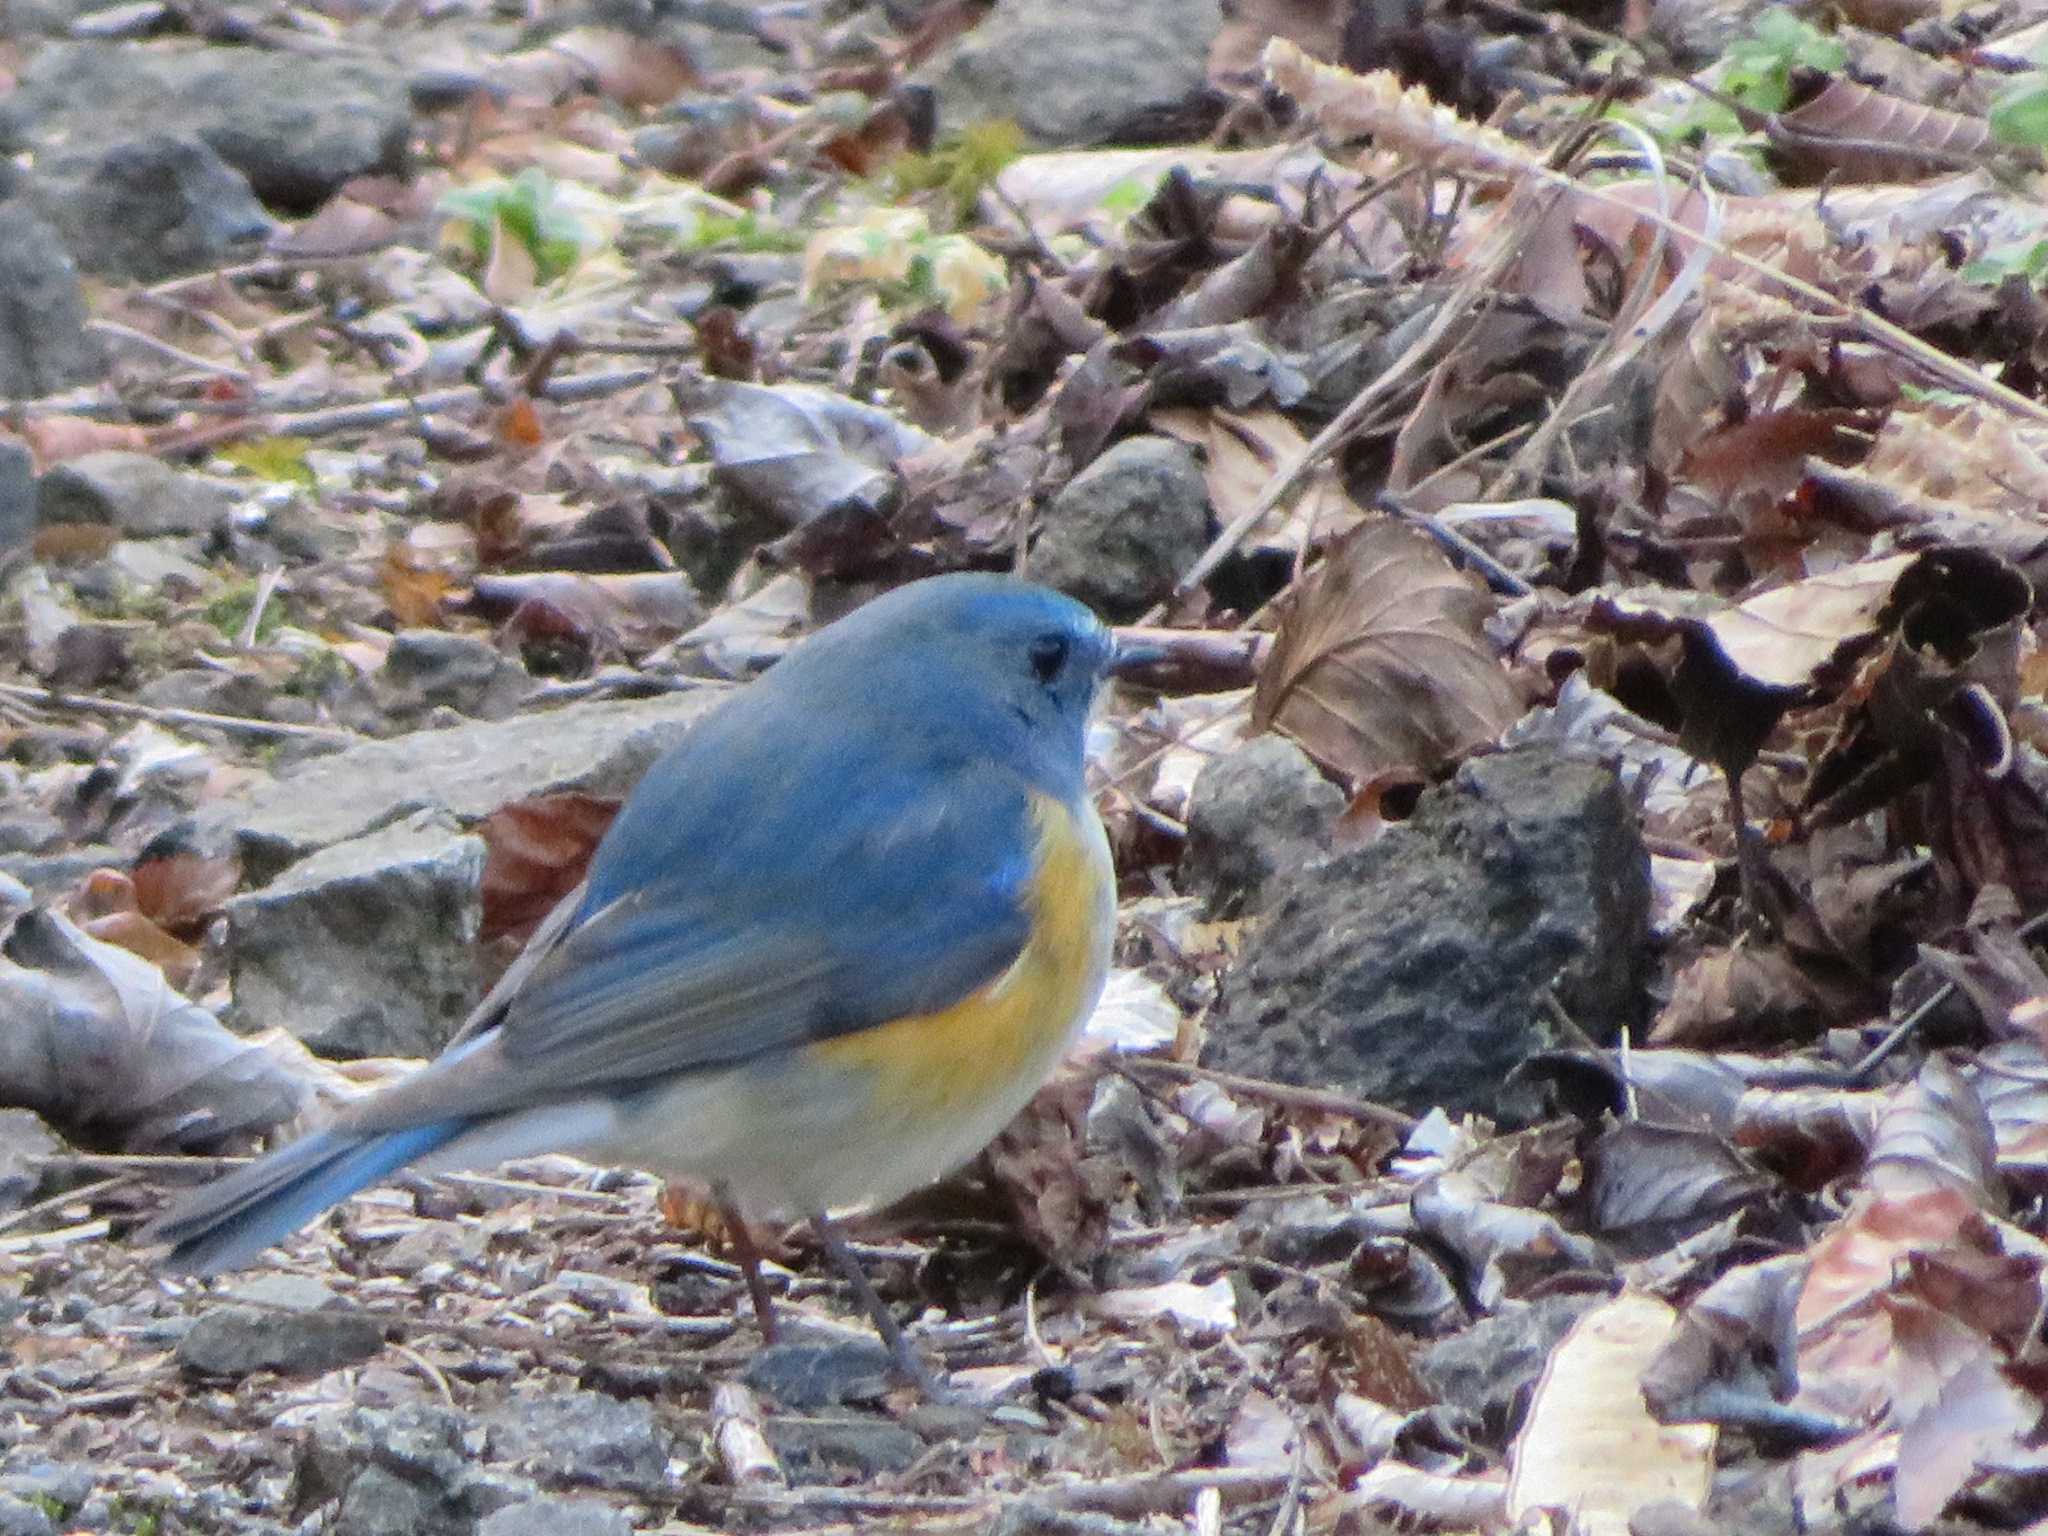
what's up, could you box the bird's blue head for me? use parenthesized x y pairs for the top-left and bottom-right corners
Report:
(784, 573), (1119, 801)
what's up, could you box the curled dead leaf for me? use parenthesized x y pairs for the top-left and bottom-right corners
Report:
(1251, 519), (1521, 786)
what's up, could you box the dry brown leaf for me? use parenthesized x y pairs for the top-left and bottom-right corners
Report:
(1777, 78), (1996, 182)
(1252, 520), (1521, 786)
(478, 792), (620, 946)
(1149, 405), (1361, 557)
(1508, 1292), (1717, 1536)
(380, 545), (458, 628)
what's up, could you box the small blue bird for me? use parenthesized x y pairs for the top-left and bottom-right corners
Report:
(146, 573), (1141, 1391)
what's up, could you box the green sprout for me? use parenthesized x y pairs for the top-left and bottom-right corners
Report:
(888, 119), (1025, 221)
(441, 168), (597, 282)
(215, 436), (316, 489)
(681, 211), (808, 253)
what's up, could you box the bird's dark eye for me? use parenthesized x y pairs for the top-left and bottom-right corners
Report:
(1028, 633), (1070, 684)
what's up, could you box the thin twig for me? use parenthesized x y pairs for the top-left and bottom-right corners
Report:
(1849, 907), (2048, 1082)
(1152, 182), (1527, 614)
(0, 681), (361, 744)
(1121, 1057), (1417, 1132)
(88, 320), (254, 383)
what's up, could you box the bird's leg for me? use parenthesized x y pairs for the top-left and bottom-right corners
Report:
(809, 1210), (949, 1400)
(715, 1183), (780, 1345)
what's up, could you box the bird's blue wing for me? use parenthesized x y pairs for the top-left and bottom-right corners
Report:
(357, 730), (1040, 1125)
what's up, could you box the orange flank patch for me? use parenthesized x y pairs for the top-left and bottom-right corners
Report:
(810, 791), (1112, 1117)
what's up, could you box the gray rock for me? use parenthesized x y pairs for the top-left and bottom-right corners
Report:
(483, 1392), (669, 1489)
(372, 631), (533, 725)
(226, 810), (485, 1059)
(103, 539), (214, 593)
(0, 204), (103, 397)
(742, 1333), (894, 1410)
(38, 452), (239, 538)
(201, 689), (722, 884)
(0, 1465), (92, 1516)
(920, 0), (1222, 145)
(0, 1496), (54, 1536)
(766, 1416), (924, 1478)
(477, 1498), (633, 1536)
(1182, 734), (1342, 915)
(177, 1275), (386, 1378)
(26, 134), (272, 281)
(0, 442), (31, 554)
(0, 0), (117, 37)
(1415, 1294), (1602, 1445)
(0, 846), (121, 903)
(6, 43), (412, 213)
(0, 1109), (59, 1214)
(300, 1406), (504, 1536)
(1032, 436), (1211, 621)
(1206, 748), (1651, 1122)
(136, 668), (275, 719)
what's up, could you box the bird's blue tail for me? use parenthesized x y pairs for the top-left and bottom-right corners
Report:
(146, 1121), (460, 1275)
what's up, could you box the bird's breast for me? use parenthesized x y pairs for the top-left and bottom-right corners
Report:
(809, 788), (1115, 1137)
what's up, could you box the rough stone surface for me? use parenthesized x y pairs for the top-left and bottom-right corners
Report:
(368, 630), (534, 726)
(25, 134), (272, 281)
(1031, 435), (1211, 621)
(921, 0), (1222, 145)
(476, 1497), (634, 1536)
(201, 688), (722, 883)
(1415, 1293), (1602, 1445)
(176, 1276), (386, 1379)
(225, 810), (485, 1058)
(299, 1406), (522, 1536)
(0, 204), (103, 396)
(1207, 747), (1652, 1122)
(136, 668), (277, 720)
(103, 539), (214, 594)
(5, 42), (412, 213)
(0, 442), (31, 556)
(37, 452), (240, 538)
(482, 1392), (670, 1490)
(742, 1333), (895, 1410)
(765, 1416), (925, 1478)
(0, 1466), (92, 1518)
(1182, 733), (1343, 916)
(0, 1495), (54, 1536)
(0, 1109), (59, 1214)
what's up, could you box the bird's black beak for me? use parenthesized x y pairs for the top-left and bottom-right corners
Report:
(1107, 631), (1170, 679)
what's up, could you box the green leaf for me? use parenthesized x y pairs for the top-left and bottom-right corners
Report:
(1991, 78), (2048, 147)
(216, 436), (316, 488)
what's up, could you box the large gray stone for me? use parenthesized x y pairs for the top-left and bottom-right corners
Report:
(1206, 747), (1651, 1123)
(6, 42), (412, 213)
(369, 630), (533, 726)
(38, 451), (240, 538)
(0, 442), (33, 554)
(0, 204), (103, 397)
(1182, 733), (1343, 916)
(921, 0), (1223, 146)
(26, 134), (272, 281)
(483, 1392), (669, 1490)
(200, 689), (722, 884)
(176, 1275), (386, 1379)
(1032, 435), (1211, 621)
(477, 1500), (633, 1536)
(225, 811), (485, 1059)
(299, 1405), (518, 1536)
